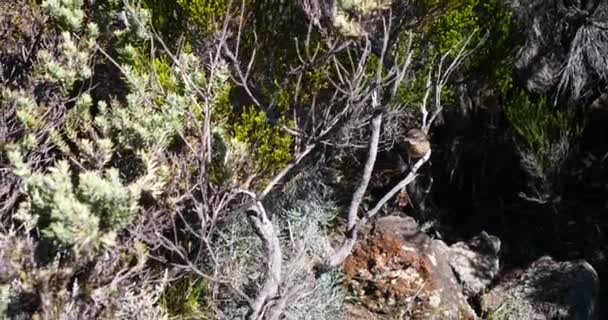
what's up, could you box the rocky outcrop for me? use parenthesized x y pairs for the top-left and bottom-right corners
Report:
(342, 215), (600, 320)
(344, 216), (478, 319)
(481, 256), (600, 320)
(449, 231), (501, 297)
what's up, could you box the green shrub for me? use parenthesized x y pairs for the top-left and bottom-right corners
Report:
(233, 106), (293, 173)
(390, 0), (517, 111)
(9, 155), (141, 255)
(102, 48), (213, 151)
(422, 0), (480, 54)
(160, 276), (207, 318)
(5, 0), (99, 160)
(477, 0), (519, 95)
(35, 26), (97, 87)
(177, 0), (228, 33)
(504, 90), (580, 169)
(41, 0), (86, 31)
(142, 0), (229, 36)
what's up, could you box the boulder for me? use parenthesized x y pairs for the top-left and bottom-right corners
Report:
(344, 215), (478, 319)
(482, 256), (600, 320)
(449, 231), (501, 297)
(342, 215), (600, 320)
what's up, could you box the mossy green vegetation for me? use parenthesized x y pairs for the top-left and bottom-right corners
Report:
(424, 0), (480, 54)
(143, 0), (231, 35)
(160, 276), (207, 319)
(177, 0), (228, 33)
(389, 0), (515, 110)
(233, 106), (293, 173)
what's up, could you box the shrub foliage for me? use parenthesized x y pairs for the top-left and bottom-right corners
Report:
(0, 0), (597, 318)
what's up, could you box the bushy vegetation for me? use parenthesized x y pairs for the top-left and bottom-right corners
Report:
(505, 91), (579, 166)
(10, 157), (141, 255)
(0, 0), (604, 318)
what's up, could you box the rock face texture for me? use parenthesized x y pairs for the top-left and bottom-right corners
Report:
(342, 215), (600, 320)
(344, 215), (477, 319)
(448, 231), (501, 297)
(481, 256), (600, 320)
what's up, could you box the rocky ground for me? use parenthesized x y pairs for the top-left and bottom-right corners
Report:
(340, 215), (600, 319)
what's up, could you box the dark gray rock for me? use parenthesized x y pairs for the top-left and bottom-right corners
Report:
(449, 231), (501, 297)
(482, 256), (600, 320)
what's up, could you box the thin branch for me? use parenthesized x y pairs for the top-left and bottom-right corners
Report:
(346, 111), (382, 231)
(363, 150), (431, 222)
(321, 111), (382, 270)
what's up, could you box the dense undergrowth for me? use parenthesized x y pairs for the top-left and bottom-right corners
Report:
(0, 0), (606, 319)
